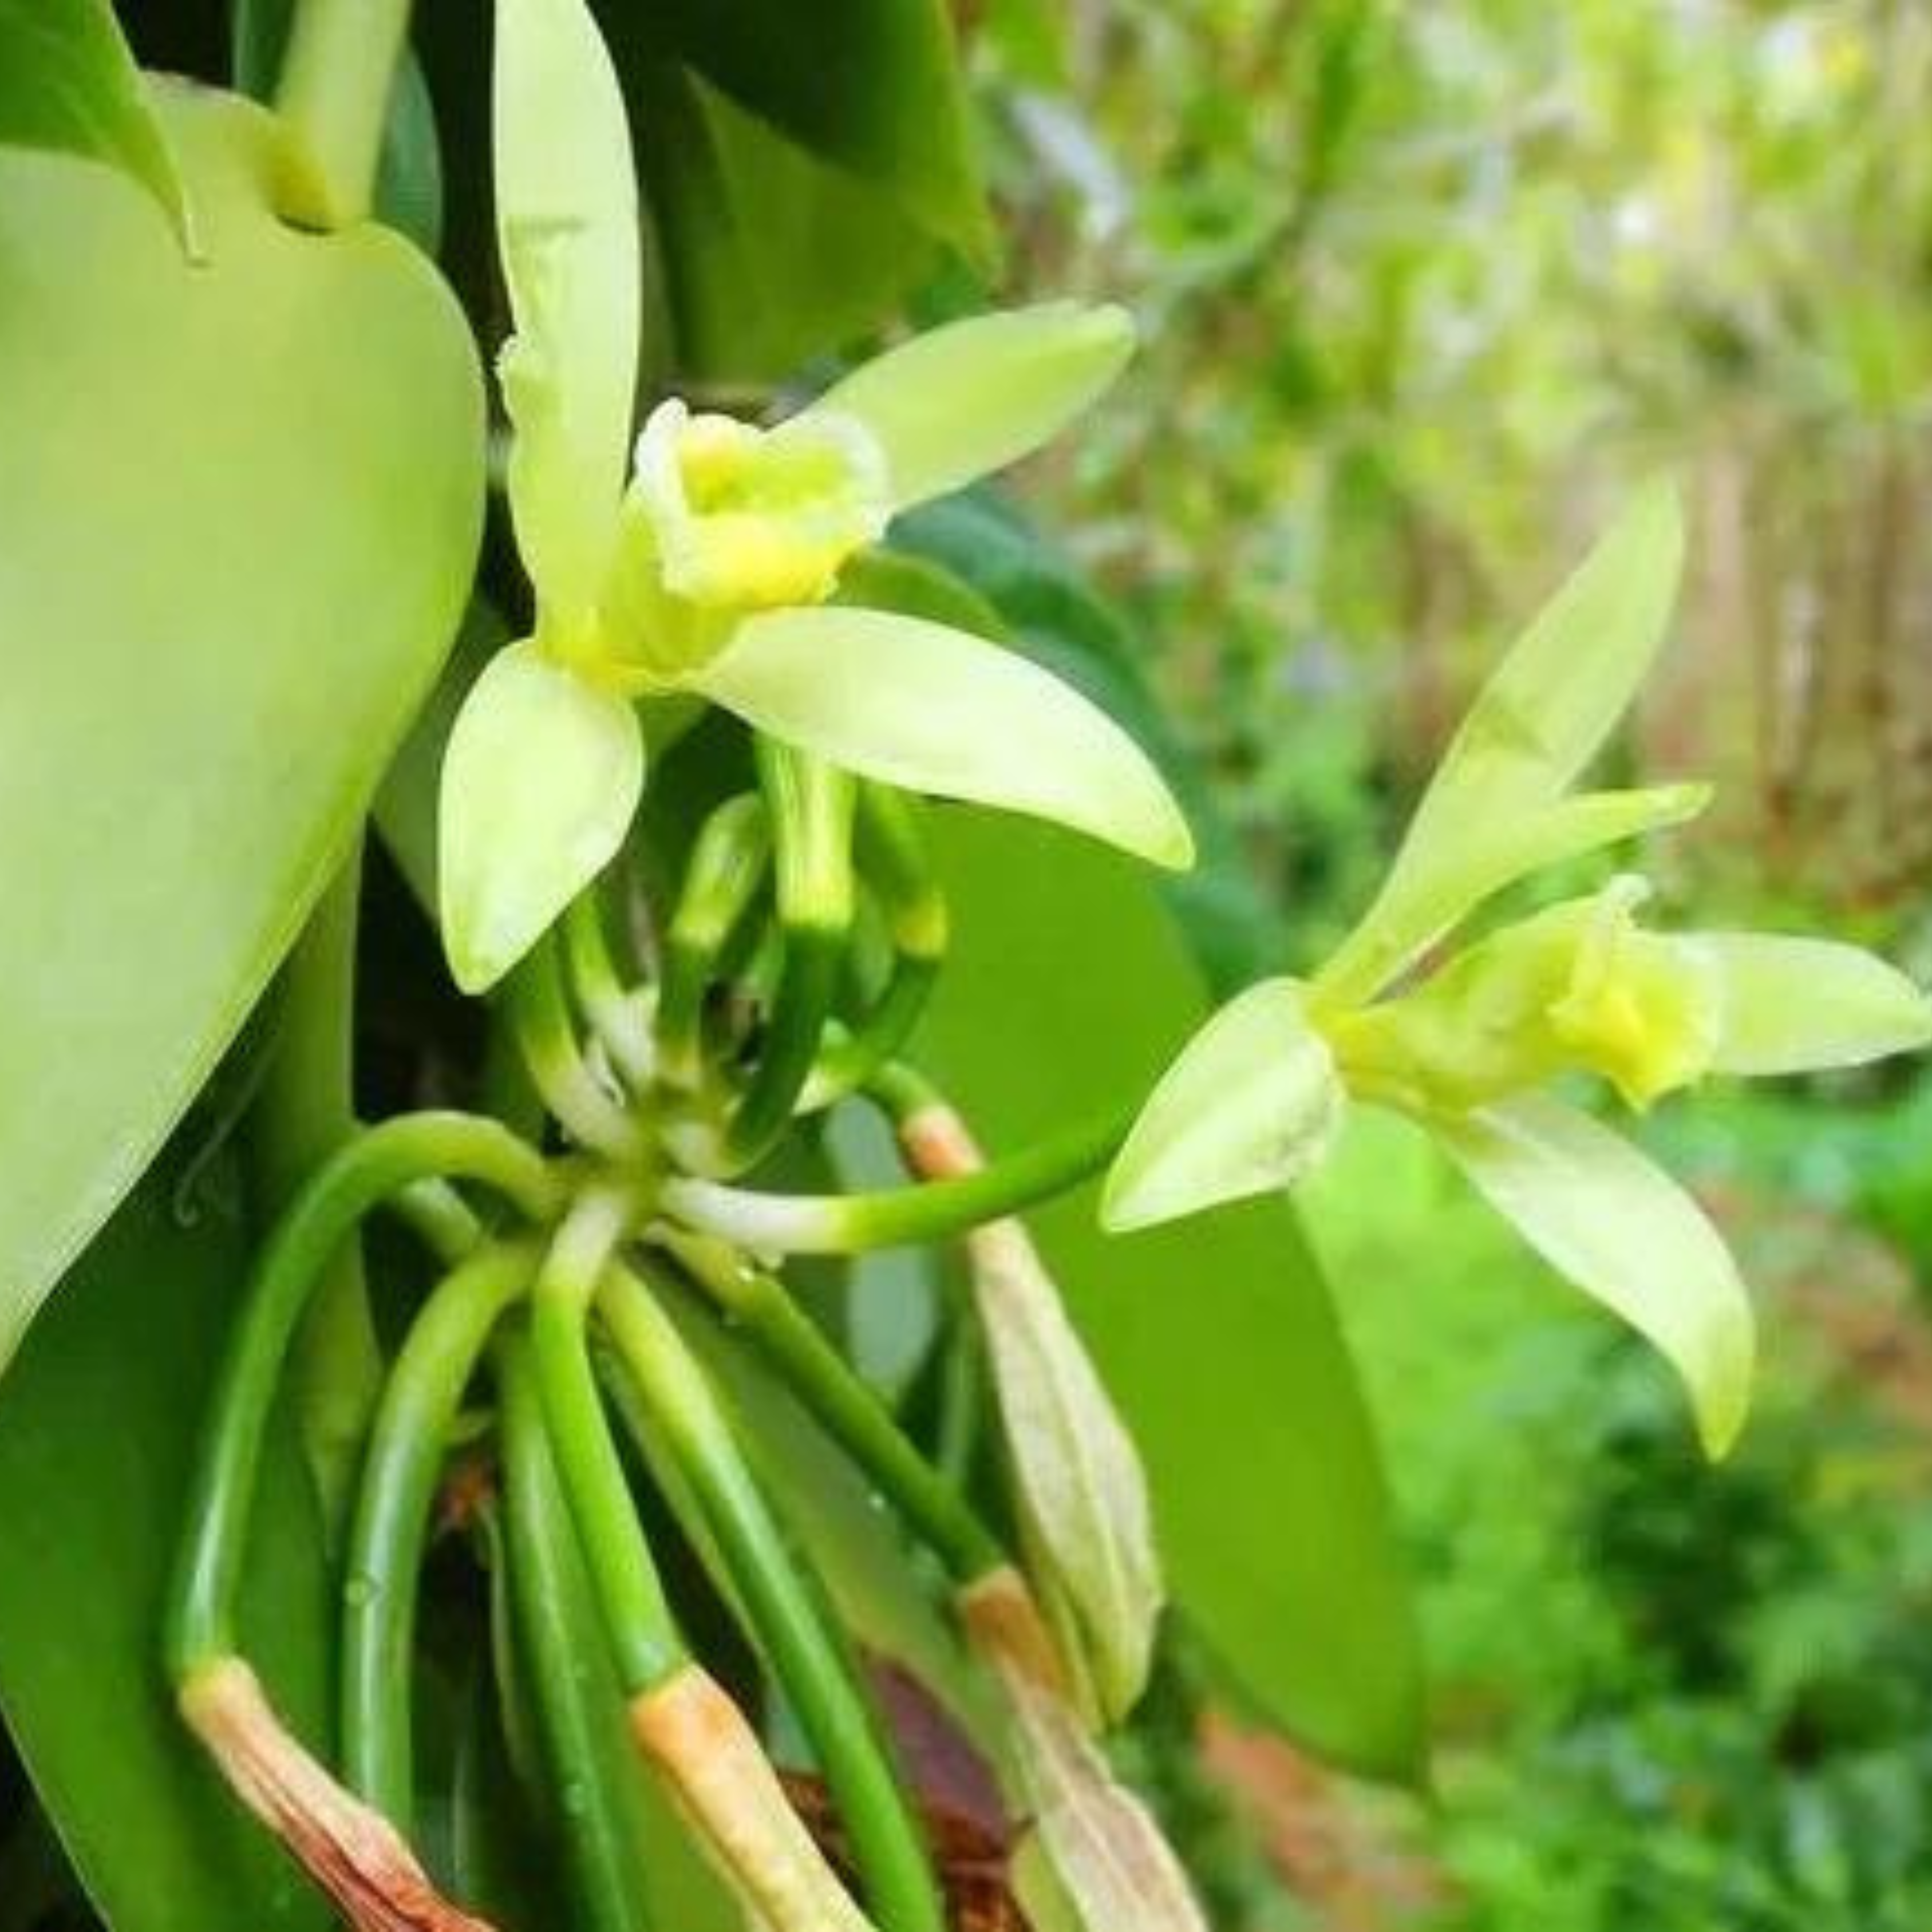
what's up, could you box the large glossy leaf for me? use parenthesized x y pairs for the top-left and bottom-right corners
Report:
(911, 814), (1425, 1780)
(0, 86), (483, 1370)
(0, 0), (188, 239)
(624, 58), (933, 384)
(0, 1168), (333, 1932)
(605, 0), (990, 258)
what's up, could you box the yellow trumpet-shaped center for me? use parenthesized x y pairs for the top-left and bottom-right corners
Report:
(629, 400), (891, 613)
(1322, 876), (1722, 1117)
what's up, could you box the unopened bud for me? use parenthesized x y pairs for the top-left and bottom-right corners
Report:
(906, 1106), (1164, 1722)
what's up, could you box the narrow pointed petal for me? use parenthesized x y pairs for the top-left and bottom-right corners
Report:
(697, 607), (1193, 869)
(1324, 483), (1686, 1002)
(806, 303), (1134, 509)
(1700, 934), (1932, 1076)
(1317, 782), (1710, 1006)
(438, 643), (643, 993)
(493, 0), (639, 626)
(1103, 979), (1344, 1232)
(1439, 1095), (1755, 1458)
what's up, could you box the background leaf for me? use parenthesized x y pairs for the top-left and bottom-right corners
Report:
(598, 0), (990, 259)
(0, 86), (483, 1371)
(910, 813), (1426, 1779)
(0, 1165), (333, 1932)
(0, 0), (188, 239)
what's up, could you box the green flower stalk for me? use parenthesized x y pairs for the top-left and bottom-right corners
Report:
(438, 0), (1193, 995)
(1104, 483), (1932, 1459)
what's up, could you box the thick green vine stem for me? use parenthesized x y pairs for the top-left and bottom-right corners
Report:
(528, 1189), (685, 1693)
(274, 0), (417, 228)
(658, 1231), (1003, 1583)
(658, 1102), (1133, 1255)
(722, 742), (857, 1171)
(600, 1262), (947, 1932)
(166, 1112), (559, 1680)
(496, 1330), (659, 1932)
(255, 848), (382, 1531)
(341, 1240), (539, 1823)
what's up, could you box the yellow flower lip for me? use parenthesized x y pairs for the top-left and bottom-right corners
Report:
(628, 398), (891, 613)
(1320, 875), (1723, 1119)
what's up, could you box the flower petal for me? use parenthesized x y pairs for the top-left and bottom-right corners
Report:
(805, 303), (1134, 510)
(493, 0), (639, 627)
(1701, 934), (1932, 1076)
(438, 642), (643, 993)
(1437, 1094), (1755, 1458)
(1316, 782), (1710, 1006)
(1322, 482), (1686, 1002)
(1103, 979), (1344, 1231)
(696, 606), (1193, 869)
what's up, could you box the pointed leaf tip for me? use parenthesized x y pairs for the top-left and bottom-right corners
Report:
(438, 642), (643, 994)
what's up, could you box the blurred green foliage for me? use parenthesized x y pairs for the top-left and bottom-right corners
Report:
(1308, 1108), (1932, 1929)
(980, 0), (1932, 930)
(973, 2), (1932, 1923)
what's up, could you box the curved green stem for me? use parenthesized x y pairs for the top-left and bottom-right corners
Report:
(529, 1191), (684, 1693)
(658, 1231), (1002, 1583)
(722, 744), (856, 1171)
(655, 792), (771, 1091)
(803, 790), (946, 1110)
(508, 939), (643, 1160)
(562, 890), (653, 1091)
(274, 0), (416, 228)
(341, 1241), (538, 1822)
(254, 848), (380, 1533)
(659, 1104), (1132, 1256)
(599, 1264), (946, 1932)
(167, 1111), (558, 1679)
(496, 1330), (658, 1932)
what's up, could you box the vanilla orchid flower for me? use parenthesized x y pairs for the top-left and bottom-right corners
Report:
(438, 0), (1192, 993)
(1104, 484), (1932, 1457)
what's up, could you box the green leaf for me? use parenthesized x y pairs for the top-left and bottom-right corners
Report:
(494, 0), (639, 631)
(1700, 933), (1932, 1076)
(697, 607), (1195, 871)
(0, 0), (189, 242)
(1437, 1093), (1756, 1459)
(626, 59), (933, 386)
(911, 815), (1424, 1779)
(0, 1171), (333, 1932)
(1104, 978), (1345, 1233)
(0, 87), (482, 1372)
(616, 0), (990, 258)
(438, 642), (645, 994)
(809, 305), (1135, 512)
(1320, 483), (1688, 1003)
